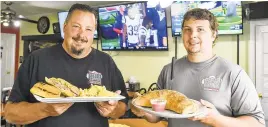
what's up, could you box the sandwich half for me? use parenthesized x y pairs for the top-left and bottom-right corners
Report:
(45, 77), (79, 97)
(30, 82), (61, 98)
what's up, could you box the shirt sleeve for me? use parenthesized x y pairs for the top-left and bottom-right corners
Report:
(157, 65), (171, 89)
(109, 56), (129, 105)
(8, 54), (35, 103)
(231, 69), (265, 125)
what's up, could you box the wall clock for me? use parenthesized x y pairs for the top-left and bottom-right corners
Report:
(37, 16), (50, 34)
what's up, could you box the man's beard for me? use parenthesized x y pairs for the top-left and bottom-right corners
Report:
(70, 35), (88, 55)
(71, 45), (84, 56)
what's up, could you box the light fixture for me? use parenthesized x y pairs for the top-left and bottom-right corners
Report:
(3, 22), (9, 27)
(18, 15), (24, 18)
(1, 2), (38, 27)
(1, 2), (21, 27)
(14, 20), (20, 27)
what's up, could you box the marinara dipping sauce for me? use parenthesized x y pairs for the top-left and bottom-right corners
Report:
(150, 98), (167, 112)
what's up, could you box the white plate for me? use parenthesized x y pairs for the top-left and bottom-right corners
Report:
(132, 99), (207, 118)
(34, 95), (126, 103)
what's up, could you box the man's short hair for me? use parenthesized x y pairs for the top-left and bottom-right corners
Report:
(182, 8), (218, 44)
(65, 3), (98, 25)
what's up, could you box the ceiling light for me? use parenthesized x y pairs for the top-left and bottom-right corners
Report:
(14, 20), (20, 27)
(3, 22), (9, 27)
(18, 15), (24, 18)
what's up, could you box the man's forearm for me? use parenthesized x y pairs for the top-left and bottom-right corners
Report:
(108, 101), (127, 119)
(213, 115), (264, 127)
(4, 101), (49, 125)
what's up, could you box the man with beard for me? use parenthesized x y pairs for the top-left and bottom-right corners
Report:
(131, 8), (265, 127)
(4, 3), (129, 127)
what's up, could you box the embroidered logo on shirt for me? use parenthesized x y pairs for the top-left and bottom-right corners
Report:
(201, 76), (222, 91)
(86, 71), (102, 85)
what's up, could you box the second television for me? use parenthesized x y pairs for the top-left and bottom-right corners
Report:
(98, 2), (168, 51)
(171, 1), (243, 36)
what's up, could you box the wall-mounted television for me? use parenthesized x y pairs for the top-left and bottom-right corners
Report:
(58, 11), (98, 39)
(171, 1), (243, 36)
(98, 2), (168, 51)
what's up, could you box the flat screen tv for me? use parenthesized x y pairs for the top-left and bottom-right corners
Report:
(58, 11), (98, 39)
(98, 2), (168, 51)
(171, 1), (243, 36)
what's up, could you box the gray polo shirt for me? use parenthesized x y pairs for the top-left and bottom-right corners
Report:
(157, 55), (265, 127)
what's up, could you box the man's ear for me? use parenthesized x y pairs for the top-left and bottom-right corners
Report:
(95, 19), (98, 30)
(63, 22), (67, 32)
(213, 30), (218, 40)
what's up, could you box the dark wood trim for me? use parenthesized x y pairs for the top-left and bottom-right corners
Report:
(21, 34), (63, 42)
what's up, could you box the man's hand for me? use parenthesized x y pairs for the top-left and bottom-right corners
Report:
(130, 92), (146, 117)
(130, 92), (162, 123)
(188, 99), (221, 126)
(95, 90), (121, 117)
(43, 103), (73, 116)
